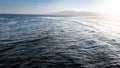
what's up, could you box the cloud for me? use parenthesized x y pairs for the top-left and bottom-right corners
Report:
(0, 4), (63, 14)
(0, 0), (106, 14)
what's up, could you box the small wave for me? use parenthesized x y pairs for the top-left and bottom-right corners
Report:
(0, 15), (120, 68)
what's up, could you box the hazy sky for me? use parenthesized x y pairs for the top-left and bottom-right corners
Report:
(0, 0), (120, 14)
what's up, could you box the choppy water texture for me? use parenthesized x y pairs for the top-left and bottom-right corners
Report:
(0, 14), (120, 68)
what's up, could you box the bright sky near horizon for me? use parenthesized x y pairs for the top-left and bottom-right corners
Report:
(0, 0), (120, 15)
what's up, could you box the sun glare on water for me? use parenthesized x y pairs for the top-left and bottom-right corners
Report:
(92, 0), (120, 25)
(86, 0), (120, 37)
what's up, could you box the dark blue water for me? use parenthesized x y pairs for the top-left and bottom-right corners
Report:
(0, 14), (120, 68)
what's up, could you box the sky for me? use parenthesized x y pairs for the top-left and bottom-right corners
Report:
(0, 0), (120, 15)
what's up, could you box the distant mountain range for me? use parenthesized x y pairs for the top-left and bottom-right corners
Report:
(51, 11), (101, 16)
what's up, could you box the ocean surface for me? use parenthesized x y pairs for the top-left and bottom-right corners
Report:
(0, 14), (120, 68)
